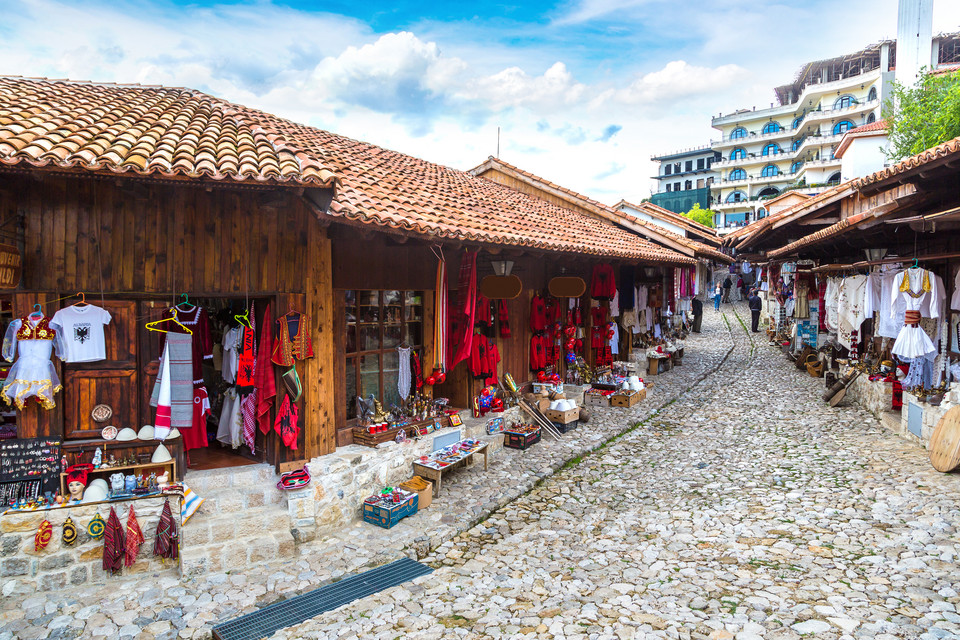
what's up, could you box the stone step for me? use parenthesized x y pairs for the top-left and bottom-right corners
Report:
(182, 463), (277, 495)
(181, 530), (297, 575)
(187, 484), (288, 516)
(880, 410), (901, 432)
(183, 507), (292, 545)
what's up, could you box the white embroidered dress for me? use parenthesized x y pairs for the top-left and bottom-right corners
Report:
(890, 268), (939, 360)
(2, 317), (64, 409)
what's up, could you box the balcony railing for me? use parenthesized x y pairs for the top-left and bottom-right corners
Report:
(713, 148), (799, 169)
(711, 97), (880, 144)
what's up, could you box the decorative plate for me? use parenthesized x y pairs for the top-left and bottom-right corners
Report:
(101, 425), (118, 440)
(91, 404), (113, 423)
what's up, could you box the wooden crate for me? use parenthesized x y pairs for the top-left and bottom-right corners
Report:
(544, 408), (579, 424)
(351, 425), (412, 448)
(504, 429), (541, 450)
(610, 389), (646, 408)
(584, 393), (610, 408)
(362, 493), (419, 529)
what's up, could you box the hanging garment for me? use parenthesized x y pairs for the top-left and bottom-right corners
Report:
(619, 266), (635, 309)
(153, 500), (178, 560)
(1, 317), (63, 410)
(275, 394), (300, 450)
(271, 311), (314, 367)
(125, 507), (144, 568)
(150, 333), (193, 436)
(529, 334), (549, 371)
(474, 294), (493, 328)
(590, 264), (616, 299)
(103, 507), (124, 575)
(817, 278), (828, 332)
(608, 290), (620, 318)
(235, 322), (256, 395)
(498, 300), (511, 338)
(794, 284), (810, 319)
(952, 267), (960, 311)
(50, 304), (112, 363)
(221, 325), (242, 384)
(608, 322), (620, 356)
(240, 303), (259, 453)
(837, 276), (867, 350)
(159, 305), (212, 386)
(484, 341), (501, 386)
(824, 278), (841, 332)
(397, 345), (412, 400)
(216, 387), (242, 448)
(434, 254), (448, 370)
(451, 250), (478, 368)
(530, 295), (547, 332)
(411, 350), (424, 391)
(470, 334), (491, 378)
(255, 303), (276, 436)
(891, 269), (939, 360)
(186, 387), (211, 451)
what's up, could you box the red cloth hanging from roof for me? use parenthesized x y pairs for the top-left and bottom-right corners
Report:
(450, 250), (478, 368)
(255, 303), (276, 435)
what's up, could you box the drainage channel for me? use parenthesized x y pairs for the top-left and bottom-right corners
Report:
(212, 557), (433, 640)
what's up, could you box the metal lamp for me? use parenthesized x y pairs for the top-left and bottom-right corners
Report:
(491, 259), (514, 276)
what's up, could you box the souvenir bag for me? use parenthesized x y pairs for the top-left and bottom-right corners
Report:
(87, 513), (105, 540)
(35, 520), (52, 551)
(62, 517), (78, 547)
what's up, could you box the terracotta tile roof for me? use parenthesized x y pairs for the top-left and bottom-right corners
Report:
(730, 183), (851, 251)
(767, 208), (875, 259)
(467, 157), (722, 261)
(0, 76), (336, 187)
(836, 119), (888, 158)
(617, 199), (720, 243)
(847, 119), (888, 135)
(248, 116), (693, 263)
(853, 134), (960, 190)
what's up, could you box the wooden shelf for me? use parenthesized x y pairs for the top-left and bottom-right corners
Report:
(60, 459), (176, 496)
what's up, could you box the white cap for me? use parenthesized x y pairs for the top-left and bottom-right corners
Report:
(151, 445), (172, 463)
(137, 425), (155, 440)
(116, 427), (138, 441)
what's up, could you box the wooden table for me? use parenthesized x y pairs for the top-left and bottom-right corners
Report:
(412, 443), (488, 497)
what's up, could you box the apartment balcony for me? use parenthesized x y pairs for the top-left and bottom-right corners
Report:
(712, 148), (798, 170)
(798, 98), (879, 129)
(711, 125), (795, 149)
(799, 157), (841, 169)
(714, 200), (754, 211)
(793, 132), (844, 157)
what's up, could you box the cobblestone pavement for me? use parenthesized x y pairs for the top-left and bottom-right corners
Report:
(0, 307), (733, 640)
(272, 304), (960, 640)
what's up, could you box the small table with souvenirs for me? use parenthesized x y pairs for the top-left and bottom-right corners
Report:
(412, 439), (488, 497)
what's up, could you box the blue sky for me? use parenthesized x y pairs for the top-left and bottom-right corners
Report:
(3, 0), (960, 202)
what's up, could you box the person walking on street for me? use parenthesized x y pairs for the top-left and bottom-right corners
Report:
(722, 276), (732, 303)
(713, 283), (722, 311)
(748, 288), (762, 332)
(735, 275), (744, 302)
(691, 297), (703, 333)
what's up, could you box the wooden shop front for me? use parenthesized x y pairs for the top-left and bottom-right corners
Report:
(0, 171), (338, 494)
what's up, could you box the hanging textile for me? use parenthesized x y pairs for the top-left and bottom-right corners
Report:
(1, 316), (63, 410)
(890, 269), (939, 360)
(62, 517), (78, 547)
(34, 519), (52, 551)
(274, 394), (300, 450)
(153, 499), (178, 560)
(236, 322), (256, 395)
(240, 303), (258, 453)
(474, 294), (493, 329)
(271, 311), (314, 367)
(590, 264), (616, 299)
(397, 345), (412, 400)
(451, 250), (478, 369)
(433, 252), (448, 370)
(255, 303), (276, 436)
(159, 306), (213, 386)
(149, 333), (193, 437)
(837, 276), (867, 350)
(102, 507), (124, 575)
(498, 301), (511, 338)
(124, 507), (144, 568)
(411, 350), (424, 392)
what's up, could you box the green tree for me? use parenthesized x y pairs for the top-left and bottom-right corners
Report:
(887, 70), (960, 161)
(681, 202), (716, 228)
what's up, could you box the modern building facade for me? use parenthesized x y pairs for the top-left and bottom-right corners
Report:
(709, 10), (960, 234)
(649, 146), (721, 214)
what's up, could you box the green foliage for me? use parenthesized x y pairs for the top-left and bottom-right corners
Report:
(681, 202), (716, 228)
(887, 70), (960, 161)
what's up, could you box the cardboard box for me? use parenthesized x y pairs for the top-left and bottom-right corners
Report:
(398, 477), (433, 510)
(610, 389), (646, 408)
(584, 393), (610, 407)
(504, 429), (541, 450)
(544, 407), (579, 424)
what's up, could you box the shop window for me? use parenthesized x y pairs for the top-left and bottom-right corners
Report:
(345, 290), (423, 419)
(730, 147), (746, 161)
(730, 127), (747, 139)
(762, 143), (781, 156)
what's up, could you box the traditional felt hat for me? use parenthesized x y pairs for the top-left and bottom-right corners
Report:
(82, 483), (108, 503)
(116, 428), (138, 442)
(65, 463), (94, 488)
(151, 445), (172, 463)
(164, 428), (181, 440)
(137, 425), (155, 440)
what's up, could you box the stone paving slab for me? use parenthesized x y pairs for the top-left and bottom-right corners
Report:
(0, 308), (734, 640)
(268, 304), (960, 640)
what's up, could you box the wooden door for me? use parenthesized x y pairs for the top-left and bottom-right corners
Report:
(62, 299), (138, 439)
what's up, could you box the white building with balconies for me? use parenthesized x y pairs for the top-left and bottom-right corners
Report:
(709, 23), (960, 234)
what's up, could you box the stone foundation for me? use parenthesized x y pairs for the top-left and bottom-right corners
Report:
(846, 374), (895, 416)
(0, 495), (181, 597)
(286, 406), (524, 543)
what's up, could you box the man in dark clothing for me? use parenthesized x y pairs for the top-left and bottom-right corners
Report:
(748, 289), (762, 332)
(722, 276), (732, 303)
(691, 297), (703, 333)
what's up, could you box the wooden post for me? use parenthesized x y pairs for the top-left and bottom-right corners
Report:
(305, 216), (335, 458)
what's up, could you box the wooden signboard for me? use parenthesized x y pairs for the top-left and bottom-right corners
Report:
(930, 406), (960, 472)
(0, 243), (21, 288)
(548, 276), (586, 298)
(480, 275), (523, 299)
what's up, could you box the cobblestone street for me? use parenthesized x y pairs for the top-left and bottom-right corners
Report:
(4, 304), (960, 640)
(274, 304), (960, 640)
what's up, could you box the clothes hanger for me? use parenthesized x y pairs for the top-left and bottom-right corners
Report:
(175, 293), (194, 310)
(145, 309), (193, 335)
(28, 304), (43, 321)
(234, 308), (252, 329)
(72, 292), (88, 307)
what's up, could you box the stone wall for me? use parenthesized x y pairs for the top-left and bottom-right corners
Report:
(846, 374), (895, 416)
(286, 406), (525, 543)
(0, 495), (181, 597)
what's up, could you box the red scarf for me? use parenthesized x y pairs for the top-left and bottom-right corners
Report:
(125, 506), (145, 567)
(498, 301), (510, 338)
(103, 507), (124, 574)
(451, 250), (477, 368)
(236, 322), (256, 395)
(256, 303), (277, 435)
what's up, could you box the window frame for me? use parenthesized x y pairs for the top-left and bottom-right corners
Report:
(729, 168), (746, 181)
(726, 190), (747, 203)
(833, 120), (855, 135)
(762, 143), (781, 156)
(730, 147), (746, 161)
(730, 127), (748, 140)
(761, 164), (780, 178)
(762, 122), (781, 135)
(834, 94), (856, 110)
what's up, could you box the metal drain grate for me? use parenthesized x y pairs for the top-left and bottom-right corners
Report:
(211, 557), (433, 640)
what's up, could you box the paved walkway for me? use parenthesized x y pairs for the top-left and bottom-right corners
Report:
(273, 304), (960, 640)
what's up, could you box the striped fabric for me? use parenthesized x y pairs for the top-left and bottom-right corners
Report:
(153, 499), (179, 560)
(103, 507), (124, 574)
(125, 506), (145, 567)
(434, 256), (447, 369)
(181, 483), (204, 524)
(150, 332), (194, 429)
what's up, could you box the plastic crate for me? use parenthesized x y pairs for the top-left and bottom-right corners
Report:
(504, 429), (541, 450)
(362, 494), (419, 529)
(552, 420), (578, 434)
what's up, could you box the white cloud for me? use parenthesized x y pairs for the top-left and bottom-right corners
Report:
(608, 60), (750, 105)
